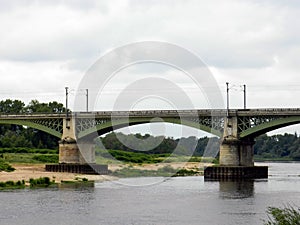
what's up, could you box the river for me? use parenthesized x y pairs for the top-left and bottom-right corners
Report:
(0, 162), (299, 225)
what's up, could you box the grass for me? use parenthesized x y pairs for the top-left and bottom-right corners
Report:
(112, 165), (202, 178)
(0, 176), (94, 191)
(111, 167), (172, 178)
(254, 156), (294, 162)
(96, 149), (169, 164)
(0, 178), (54, 190)
(264, 205), (300, 225)
(0, 147), (58, 154)
(0, 148), (58, 165)
(96, 149), (218, 165)
(2, 153), (58, 164)
(32, 154), (58, 163)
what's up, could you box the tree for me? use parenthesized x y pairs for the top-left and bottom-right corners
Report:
(0, 99), (25, 113)
(25, 100), (66, 113)
(48, 101), (65, 113)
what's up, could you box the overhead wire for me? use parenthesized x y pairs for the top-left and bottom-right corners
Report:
(1, 83), (300, 99)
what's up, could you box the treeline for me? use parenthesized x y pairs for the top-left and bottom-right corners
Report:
(99, 132), (300, 160)
(254, 133), (300, 160)
(0, 99), (64, 149)
(0, 99), (65, 114)
(98, 132), (220, 156)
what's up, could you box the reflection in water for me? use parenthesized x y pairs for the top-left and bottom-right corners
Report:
(58, 181), (95, 190)
(219, 180), (255, 199)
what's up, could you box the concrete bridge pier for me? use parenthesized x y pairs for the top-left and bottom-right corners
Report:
(205, 116), (268, 180)
(58, 139), (96, 164)
(219, 138), (254, 167)
(46, 118), (107, 174)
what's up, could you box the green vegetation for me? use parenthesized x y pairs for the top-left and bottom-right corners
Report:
(111, 165), (201, 178)
(99, 132), (300, 162)
(173, 168), (202, 176)
(32, 154), (58, 163)
(0, 158), (15, 172)
(0, 147), (58, 154)
(264, 205), (300, 225)
(0, 147), (58, 164)
(98, 132), (300, 162)
(0, 177), (94, 191)
(29, 177), (54, 188)
(112, 166), (174, 178)
(96, 148), (170, 164)
(96, 148), (217, 165)
(59, 179), (94, 188)
(0, 180), (25, 190)
(2, 153), (58, 164)
(254, 133), (300, 161)
(97, 132), (219, 156)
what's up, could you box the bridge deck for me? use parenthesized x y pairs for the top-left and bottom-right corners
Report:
(1, 108), (300, 119)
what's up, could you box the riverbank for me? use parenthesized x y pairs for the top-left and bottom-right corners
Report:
(0, 162), (213, 183)
(0, 164), (115, 184)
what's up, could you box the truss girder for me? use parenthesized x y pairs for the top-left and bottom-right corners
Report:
(0, 118), (63, 138)
(75, 115), (225, 139)
(2, 109), (300, 140)
(238, 115), (300, 138)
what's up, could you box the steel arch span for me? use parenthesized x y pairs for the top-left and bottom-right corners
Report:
(74, 111), (224, 140)
(0, 115), (64, 139)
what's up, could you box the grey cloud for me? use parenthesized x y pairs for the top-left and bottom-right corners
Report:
(0, 1), (300, 72)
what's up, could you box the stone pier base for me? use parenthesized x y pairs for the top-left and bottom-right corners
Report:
(204, 166), (268, 180)
(45, 164), (108, 175)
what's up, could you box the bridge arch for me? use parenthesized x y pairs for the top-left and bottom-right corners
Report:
(0, 119), (63, 139)
(240, 116), (300, 139)
(77, 117), (222, 140)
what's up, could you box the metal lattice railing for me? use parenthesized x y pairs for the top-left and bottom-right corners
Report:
(27, 118), (64, 134)
(75, 115), (225, 138)
(237, 115), (288, 133)
(75, 118), (112, 134)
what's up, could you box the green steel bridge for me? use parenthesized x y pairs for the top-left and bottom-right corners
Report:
(1, 108), (300, 177)
(1, 109), (300, 140)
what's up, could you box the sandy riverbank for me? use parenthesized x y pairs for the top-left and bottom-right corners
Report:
(0, 162), (213, 183)
(0, 164), (115, 183)
(109, 162), (213, 172)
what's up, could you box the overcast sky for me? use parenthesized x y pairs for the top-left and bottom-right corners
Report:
(1, 0), (300, 136)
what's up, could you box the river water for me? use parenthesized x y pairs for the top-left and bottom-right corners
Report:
(0, 162), (300, 225)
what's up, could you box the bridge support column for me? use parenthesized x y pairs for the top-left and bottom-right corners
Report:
(46, 117), (108, 174)
(219, 138), (254, 166)
(58, 139), (96, 164)
(205, 116), (268, 180)
(59, 139), (80, 164)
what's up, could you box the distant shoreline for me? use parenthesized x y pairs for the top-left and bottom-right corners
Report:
(254, 158), (300, 162)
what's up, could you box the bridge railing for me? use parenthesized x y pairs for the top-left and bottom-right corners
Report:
(2, 108), (300, 118)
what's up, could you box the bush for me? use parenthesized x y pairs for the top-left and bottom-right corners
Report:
(0, 148), (58, 154)
(0, 159), (15, 172)
(29, 177), (52, 187)
(0, 180), (25, 190)
(5, 181), (14, 186)
(264, 205), (300, 225)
